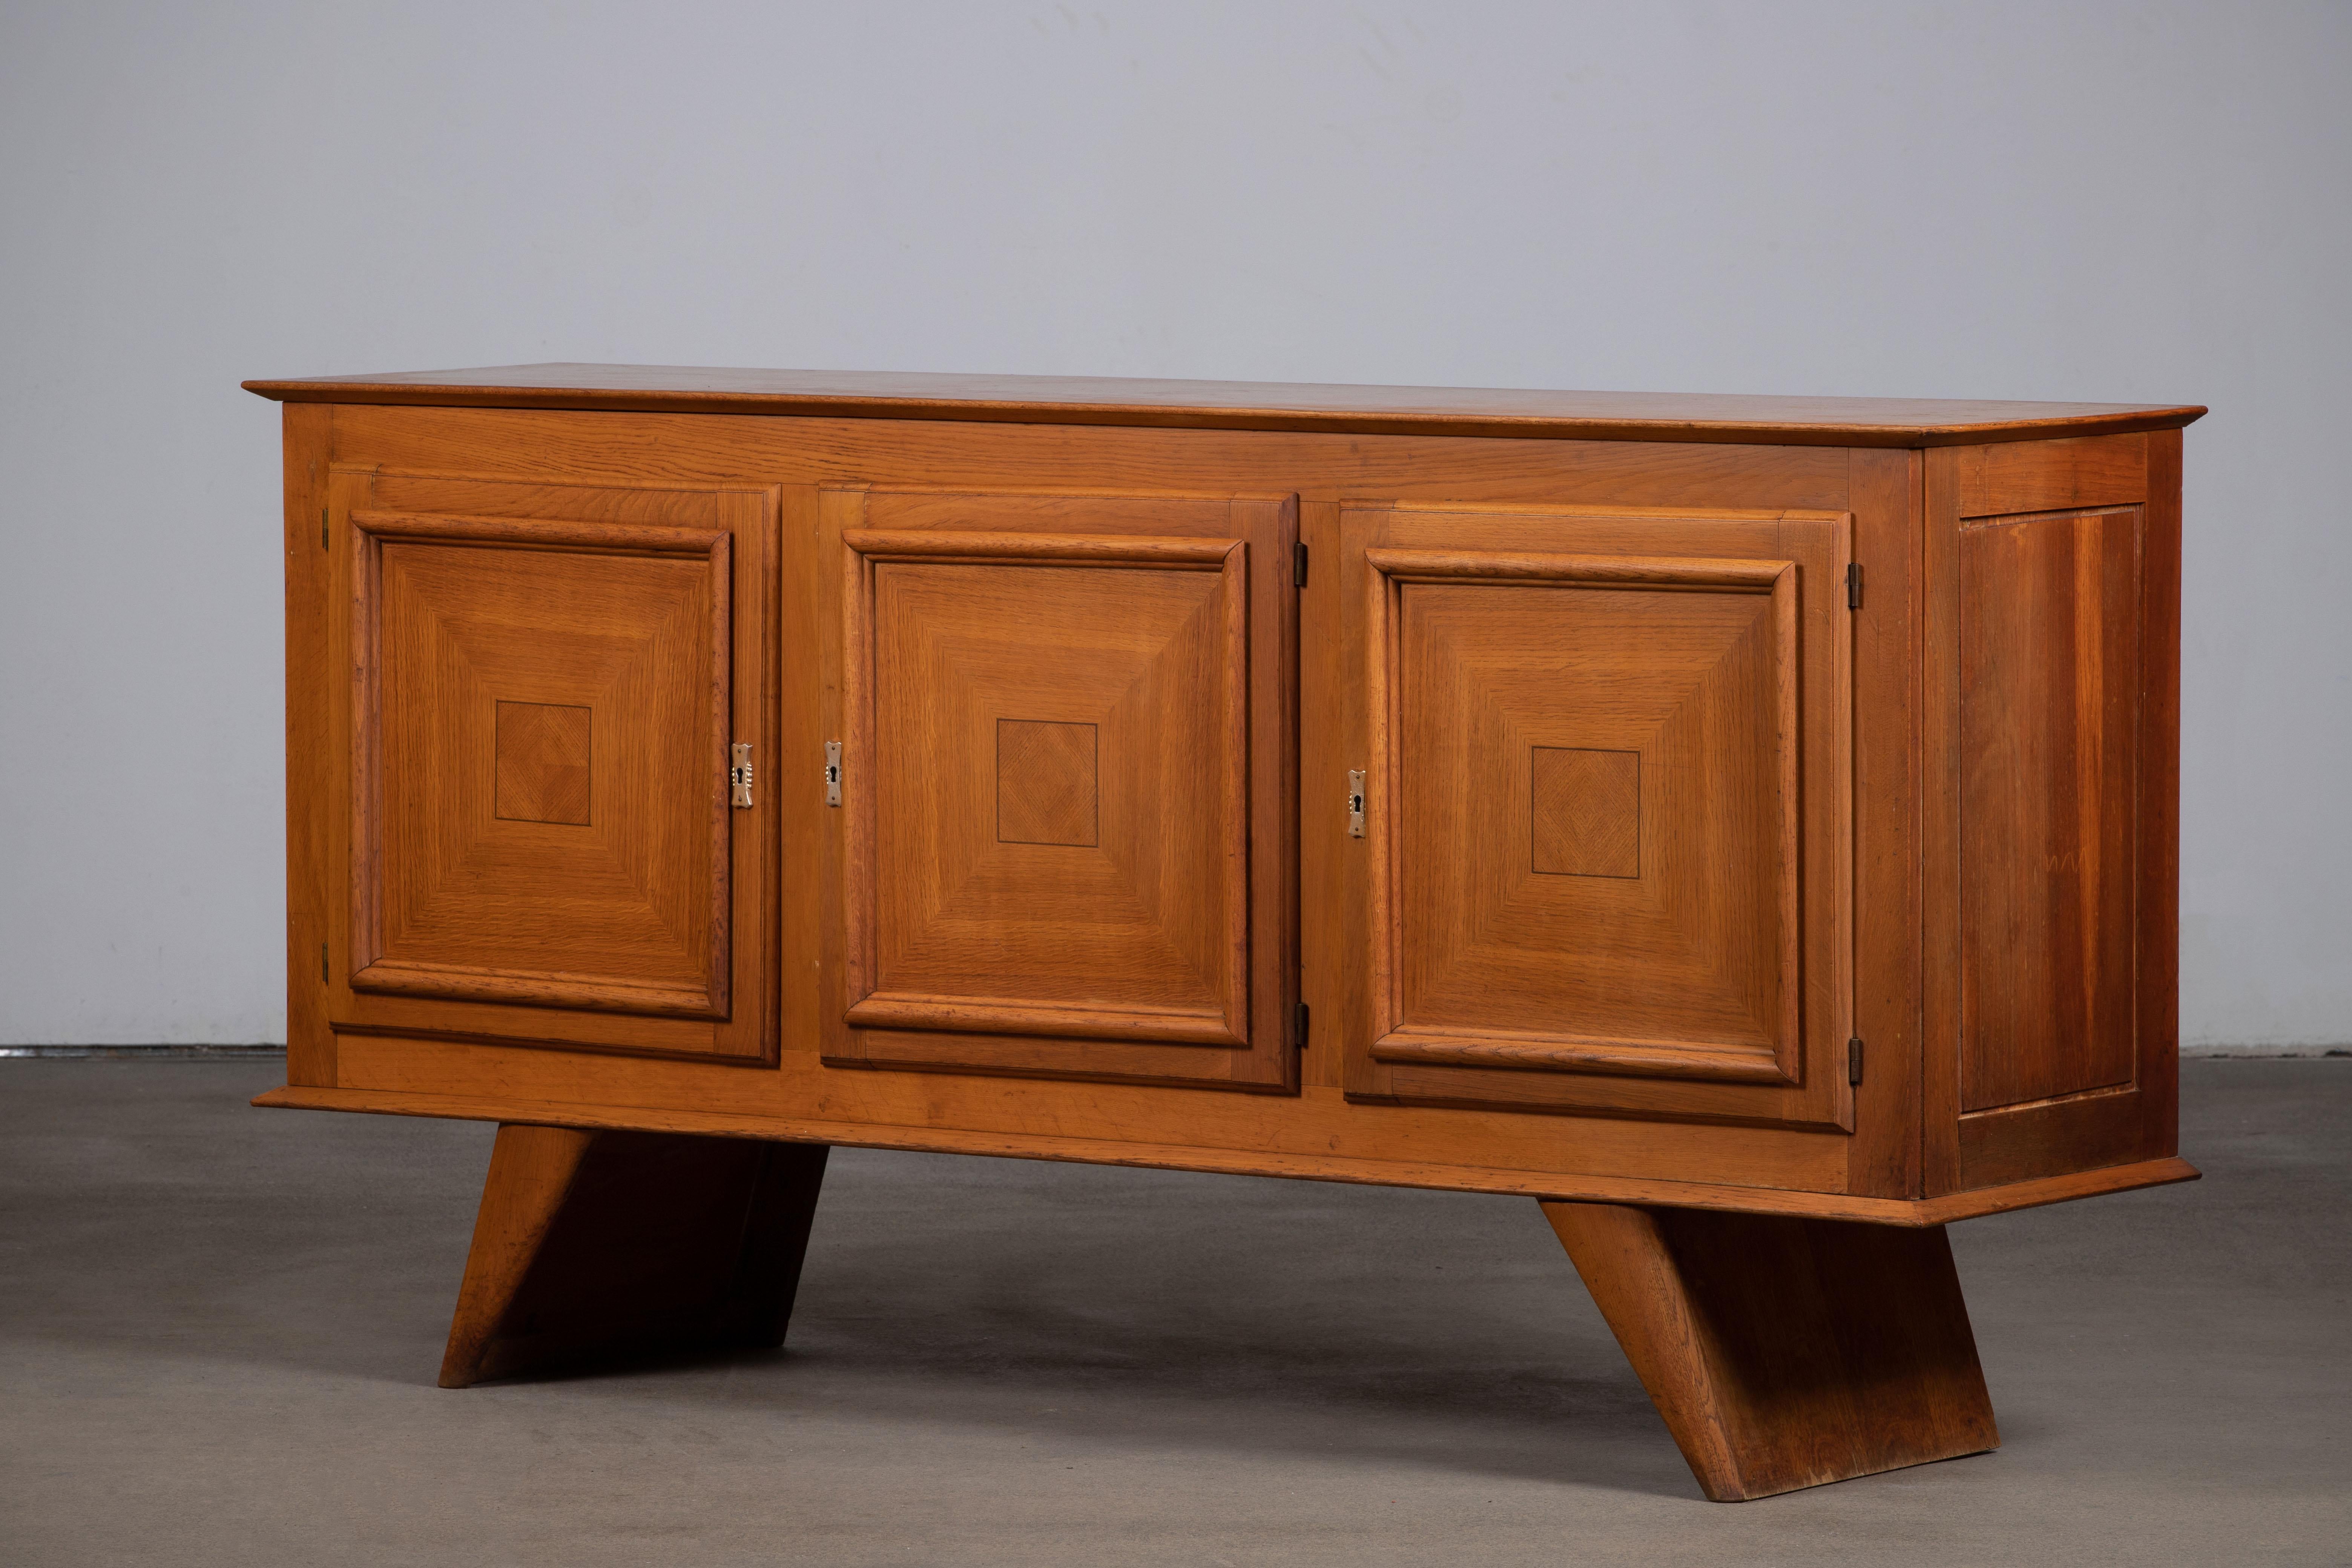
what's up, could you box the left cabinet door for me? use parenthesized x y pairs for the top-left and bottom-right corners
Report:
(324, 468), (778, 1063)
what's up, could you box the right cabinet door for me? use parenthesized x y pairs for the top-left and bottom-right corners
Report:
(1341, 501), (1853, 1130)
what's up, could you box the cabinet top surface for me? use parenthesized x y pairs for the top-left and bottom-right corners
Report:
(243, 362), (2203, 448)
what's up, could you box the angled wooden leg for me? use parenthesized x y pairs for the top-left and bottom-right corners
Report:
(1541, 1201), (1998, 1501)
(439, 1124), (829, 1388)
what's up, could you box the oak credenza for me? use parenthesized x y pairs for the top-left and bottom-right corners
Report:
(247, 365), (2203, 1500)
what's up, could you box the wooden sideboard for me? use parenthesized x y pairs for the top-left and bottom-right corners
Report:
(246, 364), (2203, 1500)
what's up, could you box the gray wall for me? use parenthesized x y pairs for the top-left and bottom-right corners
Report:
(3, 2), (2346, 1046)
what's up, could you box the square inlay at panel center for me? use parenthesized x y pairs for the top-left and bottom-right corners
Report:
(996, 718), (1099, 847)
(1531, 745), (1640, 878)
(495, 700), (593, 826)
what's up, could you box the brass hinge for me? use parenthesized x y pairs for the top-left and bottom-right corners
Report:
(1293, 541), (1309, 588)
(1346, 770), (1366, 838)
(824, 741), (842, 807)
(1295, 1000), (1310, 1051)
(1846, 562), (1863, 610)
(1847, 1037), (1865, 1085)
(730, 744), (754, 808)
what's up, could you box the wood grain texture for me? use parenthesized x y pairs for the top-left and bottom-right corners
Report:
(1347, 504), (1849, 1128)
(1957, 434), (2183, 1187)
(1844, 449), (1925, 1198)
(1530, 747), (1641, 878)
(245, 363), (2203, 448)
(349, 508), (733, 1019)
(1922, 449), (1970, 1193)
(269, 397), (2190, 1218)
(2133, 431), (2185, 1168)
(1543, 1201), (1998, 1499)
(825, 489), (1295, 1091)
(1928, 436), (2183, 1193)
(323, 470), (781, 1064)
(1959, 507), (2142, 1112)
(1367, 544), (1801, 1082)
(440, 1123), (828, 1387)
(1959, 433), (2148, 517)
(1298, 500), (1347, 1095)
(331, 1030), (1850, 1197)
(493, 701), (593, 825)
(331, 405), (1862, 512)
(995, 720), (1099, 847)
(256, 1084), (2200, 1225)
(257, 388), (2200, 1501)
(284, 404), (338, 1088)
(438, 1123), (590, 1385)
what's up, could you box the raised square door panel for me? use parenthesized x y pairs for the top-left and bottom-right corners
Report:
(333, 469), (778, 1062)
(824, 486), (1296, 1090)
(1342, 502), (1852, 1129)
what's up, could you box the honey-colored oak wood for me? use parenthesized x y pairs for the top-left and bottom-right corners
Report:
(262, 403), (2197, 1203)
(1959, 433), (2148, 517)
(284, 404), (338, 1089)
(1959, 506), (2142, 1112)
(259, 1085), (2200, 1227)
(256, 371), (2199, 1499)
(332, 405), (1864, 509)
(439, 1123), (828, 1387)
(1542, 1200), (1998, 1500)
(1924, 432), (2180, 1194)
(245, 364), (2202, 448)
(1345, 503), (1850, 1129)
(348, 508), (734, 1019)
(823, 487), (1297, 1091)
(1843, 448), (1924, 1199)
(324, 470), (781, 1064)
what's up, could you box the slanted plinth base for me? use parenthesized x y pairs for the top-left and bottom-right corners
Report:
(440, 1123), (829, 1388)
(1542, 1201), (1999, 1500)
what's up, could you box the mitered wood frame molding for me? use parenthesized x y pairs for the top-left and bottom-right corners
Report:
(820, 485), (1300, 1094)
(840, 527), (1251, 1046)
(1363, 547), (1803, 1088)
(320, 465), (785, 1069)
(348, 507), (735, 1019)
(1339, 501), (1852, 1132)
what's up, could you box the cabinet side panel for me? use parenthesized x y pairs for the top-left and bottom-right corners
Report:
(1931, 434), (2181, 1192)
(1958, 506), (2142, 1111)
(284, 404), (338, 1088)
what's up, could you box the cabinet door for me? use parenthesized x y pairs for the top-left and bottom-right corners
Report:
(330, 468), (777, 1063)
(1341, 502), (1851, 1129)
(822, 486), (1296, 1091)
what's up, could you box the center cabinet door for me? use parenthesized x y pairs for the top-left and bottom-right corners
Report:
(821, 486), (1298, 1091)
(1339, 501), (1854, 1131)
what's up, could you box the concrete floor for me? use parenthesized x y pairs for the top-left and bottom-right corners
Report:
(1, 1062), (2344, 1566)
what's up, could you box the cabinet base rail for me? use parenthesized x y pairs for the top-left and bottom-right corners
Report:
(256, 1084), (2199, 1227)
